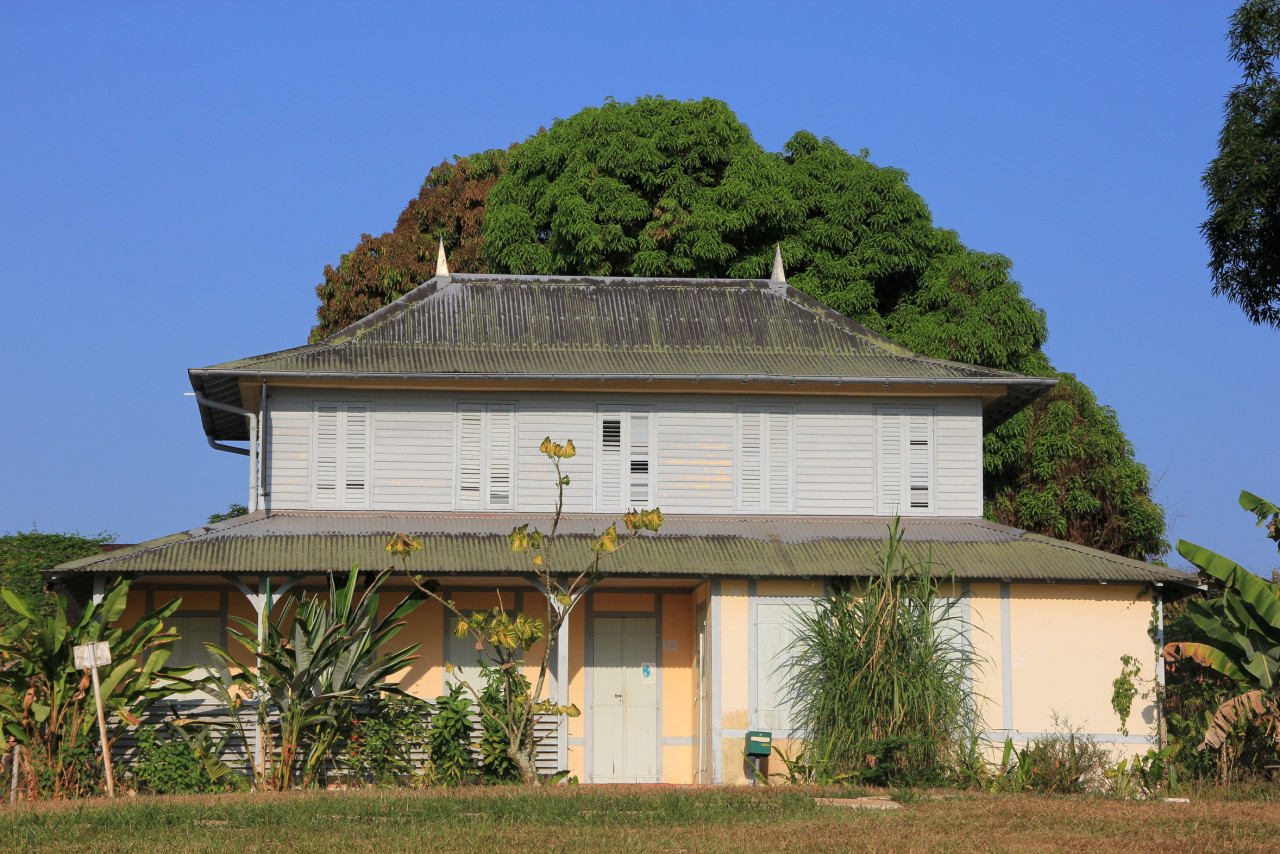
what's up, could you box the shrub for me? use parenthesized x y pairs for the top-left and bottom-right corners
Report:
(132, 726), (214, 795)
(785, 519), (976, 784)
(345, 696), (432, 786)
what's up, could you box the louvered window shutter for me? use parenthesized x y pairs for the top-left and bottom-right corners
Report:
(766, 411), (792, 512)
(907, 413), (932, 511)
(877, 408), (933, 516)
(313, 404), (340, 507)
(457, 406), (484, 508)
(599, 410), (623, 511)
(487, 406), (514, 509)
(877, 410), (904, 515)
(739, 411), (763, 511)
(340, 404), (370, 508)
(628, 410), (651, 507)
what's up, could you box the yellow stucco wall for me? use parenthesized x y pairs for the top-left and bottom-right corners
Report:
(116, 573), (1160, 782)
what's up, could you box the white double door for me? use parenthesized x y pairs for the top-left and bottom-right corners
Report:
(591, 617), (659, 783)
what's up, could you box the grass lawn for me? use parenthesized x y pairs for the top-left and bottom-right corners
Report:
(3, 786), (1278, 853)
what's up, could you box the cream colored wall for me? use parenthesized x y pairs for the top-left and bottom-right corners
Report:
(970, 583), (1159, 758)
(662, 591), (695, 784)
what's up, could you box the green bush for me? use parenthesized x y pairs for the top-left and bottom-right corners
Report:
(345, 696), (432, 785)
(786, 519), (975, 784)
(132, 726), (217, 795)
(427, 683), (476, 786)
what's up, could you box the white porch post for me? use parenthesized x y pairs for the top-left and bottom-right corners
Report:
(225, 574), (298, 784)
(556, 612), (570, 773)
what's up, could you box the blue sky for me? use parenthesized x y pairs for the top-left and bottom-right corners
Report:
(1, 1), (1275, 574)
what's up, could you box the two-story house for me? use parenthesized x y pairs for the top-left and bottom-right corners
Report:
(55, 255), (1193, 784)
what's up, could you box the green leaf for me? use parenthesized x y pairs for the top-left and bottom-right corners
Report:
(1, 588), (39, 622)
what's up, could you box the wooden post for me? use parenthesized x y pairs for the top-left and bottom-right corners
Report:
(74, 641), (115, 798)
(88, 662), (116, 798)
(8, 743), (18, 804)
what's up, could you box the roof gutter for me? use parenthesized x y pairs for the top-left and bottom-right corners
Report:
(190, 369), (1058, 388)
(195, 392), (261, 512)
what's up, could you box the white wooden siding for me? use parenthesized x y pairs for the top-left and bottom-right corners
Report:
(260, 390), (985, 516)
(794, 405), (874, 514)
(656, 406), (735, 513)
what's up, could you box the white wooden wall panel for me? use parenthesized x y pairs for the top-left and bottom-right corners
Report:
(794, 406), (874, 514)
(260, 390), (986, 516)
(515, 398), (595, 513)
(373, 402), (454, 511)
(655, 406), (735, 513)
(263, 394), (311, 510)
(934, 398), (983, 517)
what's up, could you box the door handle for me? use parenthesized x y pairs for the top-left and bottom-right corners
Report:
(615, 693), (622, 699)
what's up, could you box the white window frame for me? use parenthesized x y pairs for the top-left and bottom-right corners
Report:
(875, 405), (936, 516)
(594, 405), (655, 512)
(735, 407), (795, 513)
(455, 403), (518, 510)
(309, 400), (373, 509)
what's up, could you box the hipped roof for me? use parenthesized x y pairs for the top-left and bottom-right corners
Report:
(53, 511), (1195, 590)
(190, 274), (1056, 441)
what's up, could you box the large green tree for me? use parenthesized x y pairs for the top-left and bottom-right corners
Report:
(0, 529), (113, 628)
(314, 96), (1166, 559)
(1202, 0), (1280, 329)
(311, 147), (513, 341)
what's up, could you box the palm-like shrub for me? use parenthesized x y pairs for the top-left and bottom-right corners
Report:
(786, 519), (975, 784)
(0, 580), (185, 798)
(1163, 492), (1280, 754)
(206, 566), (424, 789)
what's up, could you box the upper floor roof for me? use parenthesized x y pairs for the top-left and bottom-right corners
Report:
(191, 273), (1056, 441)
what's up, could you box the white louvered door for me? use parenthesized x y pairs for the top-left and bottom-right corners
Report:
(310, 401), (372, 509)
(737, 409), (793, 512)
(876, 407), (933, 516)
(487, 406), (514, 509)
(457, 404), (515, 510)
(628, 410), (651, 507)
(596, 406), (653, 511)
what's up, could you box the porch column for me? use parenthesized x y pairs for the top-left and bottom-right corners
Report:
(556, 610), (570, 774)
(224, 574), (298, 782)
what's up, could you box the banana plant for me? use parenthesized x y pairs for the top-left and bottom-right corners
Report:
(206, 564), (424, 789)
(1163, 491), (1280, 751)
(0, 579), (188, 798)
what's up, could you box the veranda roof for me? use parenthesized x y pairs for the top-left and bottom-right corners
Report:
(53, 510), (1195, 589)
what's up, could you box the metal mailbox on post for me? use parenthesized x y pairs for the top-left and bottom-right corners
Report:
(745, 731), (772, 784)
(746, 731), (772, 756)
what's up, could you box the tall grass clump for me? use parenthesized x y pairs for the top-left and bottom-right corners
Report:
(786, 519), (977, 785)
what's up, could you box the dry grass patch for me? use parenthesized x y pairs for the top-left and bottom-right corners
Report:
(2, 786), (1278, 853)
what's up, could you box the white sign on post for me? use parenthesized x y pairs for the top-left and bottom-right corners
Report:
(73, 640), (116, 798)
(73, 641), (111, 670)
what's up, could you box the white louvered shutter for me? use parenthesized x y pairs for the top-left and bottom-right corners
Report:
(877, 408), (933, 516)
(341, 403), (370, 508)
(907, 412), (932, 511)
(487, 406), (514, 509)
(766, 411), (792, 512)
(739, 411), (763, 511)
(599, 410), (623, 511)
(628, 410), (651, 507)
(313, 404), (340, 507)
(877, 410), (904, 515)
(458, 406), (484, 508)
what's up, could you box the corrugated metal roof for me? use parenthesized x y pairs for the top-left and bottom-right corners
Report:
(54, 511), (1194, 587)
(190, 275), (1055, 440)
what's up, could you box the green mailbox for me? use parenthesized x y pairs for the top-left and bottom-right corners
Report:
(746, 731), (772, 757)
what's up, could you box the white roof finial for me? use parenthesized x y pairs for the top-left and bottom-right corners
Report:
(770, 243), (786, 285)
(435, 237), (450, 278)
